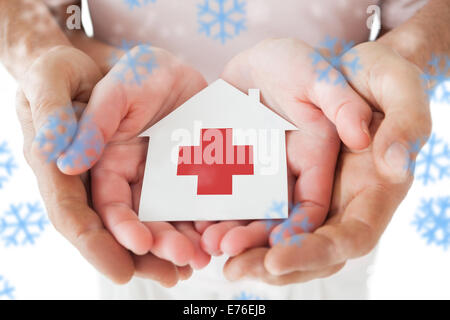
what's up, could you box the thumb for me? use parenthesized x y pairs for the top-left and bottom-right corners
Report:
(56, 43), (156, 175)
(307, 48), (373, 150)
(342, 43), (432, 183)
(23, 46), (102, 168)
(372, 63), (431, 183)
(58, 44), (206, 175)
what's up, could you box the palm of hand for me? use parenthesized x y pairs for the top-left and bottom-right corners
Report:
(77, 46), (211, 269)
(199, 38), (371, 257)
(220, 41), (428, 285)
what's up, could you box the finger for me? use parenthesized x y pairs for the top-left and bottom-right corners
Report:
(220, 221), (270, 256)
(265, 185), (404, 275)
(144, 222), (195, 267)
(16, 91), (134, 284)
(269, 205), (328, 247)
(307, 56), (373, 150)
(59, 45), (207, 175)
(173, 222), (211, 269)
(341, 42), (431, 183)
(221, 38), (372, 150)
(91, 141), (153, 255)
(270, 126), (340, 237)
(224, 247), (345, 285)
(134, 254), (180, 288)
(177, 265), (194, 281)
(194, 221), (216, 234)
(218, 115), (339, 255)
(21, 47), (102, 167)
(201, 220), (248, 256)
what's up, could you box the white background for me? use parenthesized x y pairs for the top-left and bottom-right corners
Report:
(0, 62), (449, 299)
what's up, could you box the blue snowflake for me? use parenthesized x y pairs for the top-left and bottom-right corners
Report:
(413, 197), (450, 250)
(197, 0), (246, 44)
(234, 291), (262, 300)
(0, 202), (48, 247)
(0, 141), (17, 189)
(310, 36), (362, 87)
(57, 116), (102, 171)
(123, 0), (155, 10)
(34, 106), (77, 163)
(110, 40), (158, 86)
(421, 54), (450, 104)
(409, 134), (450, 186)
(264, 201), (313, 247)
(263, 200), (287, 231)
(0, 275), (14, 300)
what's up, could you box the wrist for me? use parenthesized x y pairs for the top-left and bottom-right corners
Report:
(0, 0), (72, 79)
(6, 40), (73, 81)
(377, 0), (450, 71)
(377, 25), (429, 70)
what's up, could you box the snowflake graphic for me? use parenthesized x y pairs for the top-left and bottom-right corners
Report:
(197, 0), (246, 44)
(264, 201), (313, 247)
(34, 106), (78, 164)
(263, 200), (288, 231)
(234, 291), (262, 300)
(0, 141), (17, 189)
(0, 275), (14, 300)
(123, 0), (155, 10)
(421, 54), (450, 104)
(408, 134), (450, 186)
(19, 0), (53, 33)
(110, 40), (158, 86)
(0, 202), (48, 247)
(57, 115), (102, 171)
(413, 197), (450, 250)
(310, 36), (362, 87)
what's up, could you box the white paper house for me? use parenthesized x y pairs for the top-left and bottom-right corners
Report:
(139, 79), (297, 221)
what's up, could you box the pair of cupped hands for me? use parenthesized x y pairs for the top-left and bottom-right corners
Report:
(16, 38), (430, 286)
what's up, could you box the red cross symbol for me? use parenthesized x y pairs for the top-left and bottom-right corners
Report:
(177, 128), (254, 195)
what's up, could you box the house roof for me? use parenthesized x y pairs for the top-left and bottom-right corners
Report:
(140, 79), (297, 137)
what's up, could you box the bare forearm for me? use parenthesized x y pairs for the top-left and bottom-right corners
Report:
(378, 0), (450, 70)
(0, 0), (71, 79)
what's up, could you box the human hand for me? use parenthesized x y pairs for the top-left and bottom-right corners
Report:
(221, 41), (431, 284)
(16, 45), (197, 286)
(60, 44), (211, 270)
(198, 38), (374, 256)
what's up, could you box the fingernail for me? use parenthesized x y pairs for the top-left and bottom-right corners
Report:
(384, 142), (409, 180)
(361, 120), (371, 140)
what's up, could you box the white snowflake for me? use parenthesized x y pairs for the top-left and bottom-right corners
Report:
(197, 0), (246, 44)
(0, 202), (48, 247)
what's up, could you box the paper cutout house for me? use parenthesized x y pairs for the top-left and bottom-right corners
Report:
(139, 79), (297, 221)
